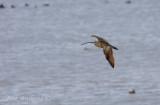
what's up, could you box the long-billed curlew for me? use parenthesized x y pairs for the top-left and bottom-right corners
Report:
(82, 35), (118, 68)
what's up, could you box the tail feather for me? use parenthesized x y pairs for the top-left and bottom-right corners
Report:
(111, 45), (118, 50)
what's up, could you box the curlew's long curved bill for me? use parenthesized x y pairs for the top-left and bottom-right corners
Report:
(81, 42), (93, 45)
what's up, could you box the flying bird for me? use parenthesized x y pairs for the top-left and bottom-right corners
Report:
(82, 35), (118, 68)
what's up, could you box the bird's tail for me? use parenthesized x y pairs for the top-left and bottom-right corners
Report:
(81, 42), (93, 45)
(111, 45), (118, 50)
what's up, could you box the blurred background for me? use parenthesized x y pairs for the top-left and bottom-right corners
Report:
(0, 0), (160, 105)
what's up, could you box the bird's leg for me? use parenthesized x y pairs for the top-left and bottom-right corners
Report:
(81, 42), (93, 45)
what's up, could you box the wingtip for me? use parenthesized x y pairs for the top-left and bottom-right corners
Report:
(110, 62), (114, 68)
(91, 35), (96, 37)
(112, 65), (114, 68)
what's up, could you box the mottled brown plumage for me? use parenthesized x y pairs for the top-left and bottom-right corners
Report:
(81, 35), (118, 68)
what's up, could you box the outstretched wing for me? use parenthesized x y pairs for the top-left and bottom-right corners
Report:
(103, 46), (115, 68)
(91, 35), (109, 44)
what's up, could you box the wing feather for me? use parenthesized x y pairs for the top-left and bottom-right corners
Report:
(103, 46), (115, 68)
(91, 35), (109, 44)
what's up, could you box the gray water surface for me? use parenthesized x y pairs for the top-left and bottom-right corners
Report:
(0, 0), (160, 105)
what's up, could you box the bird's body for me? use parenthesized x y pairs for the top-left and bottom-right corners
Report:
(82, 35), (118, 68)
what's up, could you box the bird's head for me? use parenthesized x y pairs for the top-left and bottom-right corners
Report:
(93, 41), (102, 47)
(93, 41), (98, 45)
